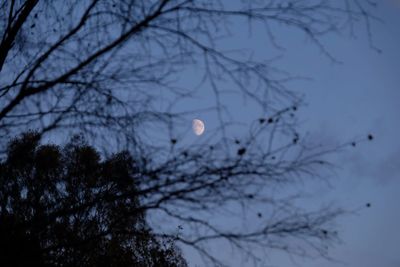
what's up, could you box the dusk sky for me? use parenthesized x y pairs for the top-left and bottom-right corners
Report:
(180, 1), (400, 266)
(286, 1), (397, 266)
(34, 1), (400, 266)
(1, 1), (399, 266)
(301, 1), (400, 266)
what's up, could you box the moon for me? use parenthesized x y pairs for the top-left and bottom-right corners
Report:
(192, 119), (205, 136)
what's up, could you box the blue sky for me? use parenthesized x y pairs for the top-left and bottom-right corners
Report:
(181, 1), (400, 266)
(299, 1), (400, 266)
(31, 1), (399, 266)
(272, 1), (400, 266)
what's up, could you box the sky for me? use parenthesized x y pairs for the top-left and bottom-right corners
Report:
(11, 1), (398, 266)
(298, 1), (400, 266)
(273, 1), (400, 266)
(182, 1), (400, 266)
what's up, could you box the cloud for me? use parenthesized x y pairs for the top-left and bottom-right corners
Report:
(389, 0), (400, 7)
(343, 146), (400, 186)
(374, 150), (400, 184)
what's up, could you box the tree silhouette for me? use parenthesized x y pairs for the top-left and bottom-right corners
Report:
(0, 1), (378, 266)
(0, 0), (378, 151)
(0, 132), (188, 267)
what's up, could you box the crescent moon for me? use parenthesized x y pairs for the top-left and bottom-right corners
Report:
(192, 119), (205, 136)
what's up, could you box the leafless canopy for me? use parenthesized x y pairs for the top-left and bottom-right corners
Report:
(0, 0), (377, 266)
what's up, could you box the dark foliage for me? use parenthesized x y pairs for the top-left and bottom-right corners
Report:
(0, 132), (187, 267)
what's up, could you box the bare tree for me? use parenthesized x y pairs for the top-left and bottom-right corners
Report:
(0, 1), (377, 266)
